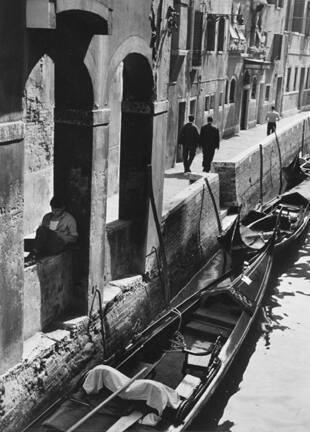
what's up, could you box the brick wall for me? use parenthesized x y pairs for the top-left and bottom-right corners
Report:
(162, 175), (221, 298)
(213, 116), (310, 213)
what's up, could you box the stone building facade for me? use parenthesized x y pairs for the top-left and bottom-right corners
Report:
(0, 0), (310, 430)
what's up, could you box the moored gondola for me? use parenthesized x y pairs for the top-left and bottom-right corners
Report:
(25, 233), (275, 432)
(219, 179), (310, 259)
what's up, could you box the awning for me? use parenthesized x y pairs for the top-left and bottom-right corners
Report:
(230, 24), (239, 39)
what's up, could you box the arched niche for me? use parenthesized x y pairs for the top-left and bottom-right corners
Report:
(106, 53), (154, 280)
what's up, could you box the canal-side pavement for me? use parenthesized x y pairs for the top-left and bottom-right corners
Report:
(163, 111), (310, 215)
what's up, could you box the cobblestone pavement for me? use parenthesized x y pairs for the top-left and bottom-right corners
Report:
(163, 111), (310, 214)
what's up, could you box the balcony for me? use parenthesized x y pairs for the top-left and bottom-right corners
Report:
(229, 24), (247, 56)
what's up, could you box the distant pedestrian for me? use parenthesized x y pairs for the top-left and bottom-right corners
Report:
(200, 116), (220, 173)
(266, 106), (280, 135)
(178, 115), (200, 173)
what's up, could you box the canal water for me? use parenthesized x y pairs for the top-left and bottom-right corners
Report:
(190, 230), (310, 432)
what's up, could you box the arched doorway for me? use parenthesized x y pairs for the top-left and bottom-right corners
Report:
(23, 8), (108, 337)
(106, 53), (154, 280)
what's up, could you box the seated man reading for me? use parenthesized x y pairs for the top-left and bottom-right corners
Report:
(25, 196), (78, 266)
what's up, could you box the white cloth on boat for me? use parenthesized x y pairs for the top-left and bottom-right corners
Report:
(83, 365), (181, 415)
(138, 412), (161, 426)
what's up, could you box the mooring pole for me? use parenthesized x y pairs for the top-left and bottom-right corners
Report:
(274, 130), (283, 195)
(301, 118), (306, 156)
(147, 164), (170, 307)
(204, 176), (222, 234)
(259, 144), (263, 204)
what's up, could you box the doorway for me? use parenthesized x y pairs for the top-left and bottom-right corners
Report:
(298, 67), (305, 109)
(240, 88), (249, 130)
(106, 54), (154, 280)
(275, 77), (283, 112)
(176, 101), (186, 162)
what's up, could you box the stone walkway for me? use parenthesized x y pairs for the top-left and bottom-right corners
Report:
(163, 111), (310, 215)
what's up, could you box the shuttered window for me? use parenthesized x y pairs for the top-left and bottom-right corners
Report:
(292, 0), (306, 33)
(271, 34), (283, 61)
(192, 11), (203, 66)
(217, 17), (225, 51)
(206, 16), (216, 51)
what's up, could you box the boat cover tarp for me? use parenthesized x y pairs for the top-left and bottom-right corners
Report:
(282, 184), (310, 204)
(83, 365), (181, 415)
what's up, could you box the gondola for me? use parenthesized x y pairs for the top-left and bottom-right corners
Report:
(282, 152), (309, 189)
(26, 232), (275, 432)
(219, 179), (310, 259)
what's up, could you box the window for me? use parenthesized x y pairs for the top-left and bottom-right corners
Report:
(192, 11), (203, 66)
(293, 67), (299, 90)
(210, 94), (215, 110)
(251, 76), (257, 99)
(271, 34), (283, 61)
(217, 17), (225, 52)
(285, 0), (292, 31)
(205, 94), (215, 111)
(306, 67), (310, 88)
(224, 80), (229, 104)
(206, 16), (216, 51)
(219, 92), (223, 107)
(292, 0), (306, 33)
(265, 85), (271, 101)
(190, 99), (196, 115)
(305, 1), (310, 36)
(286, 67), (291, 92)
(229, 78), (236, 103)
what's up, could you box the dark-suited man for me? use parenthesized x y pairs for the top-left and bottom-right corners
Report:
(200, 116), (220, 172)
(178, 115), (200, 173)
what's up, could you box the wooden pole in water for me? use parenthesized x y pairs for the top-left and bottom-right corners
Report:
(301, 119), (305, 156)
(259, 144), (263, 204)
(274, 130), (283, 195)
(147, 164), (170, 307)
(204, 176), (222, 234)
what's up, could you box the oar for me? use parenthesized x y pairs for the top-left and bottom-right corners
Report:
(65, 367), (148, 432)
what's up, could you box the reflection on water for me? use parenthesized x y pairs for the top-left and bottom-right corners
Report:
(190, 231), (310, 432)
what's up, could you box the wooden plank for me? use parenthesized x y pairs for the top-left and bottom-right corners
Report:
(176, 375), (201, 399)
(193, 307), (237, 328)
(185, 320), (230, 340)
(105, 411), (144, 432)
(186, 353), (210, 368)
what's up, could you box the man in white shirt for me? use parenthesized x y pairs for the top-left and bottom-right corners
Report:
(25, 196), (78, 265)
(266, 106), (280, 136)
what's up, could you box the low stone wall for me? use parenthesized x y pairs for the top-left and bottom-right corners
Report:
(24, 251), (74, 339)
(213, 116), (310, 213)
(162, 174), (221, 297)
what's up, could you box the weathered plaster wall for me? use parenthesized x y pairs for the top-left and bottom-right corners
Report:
(24, 251), (74, 340)
(24, 55), (54, 235)
(0, 0), (25, 375)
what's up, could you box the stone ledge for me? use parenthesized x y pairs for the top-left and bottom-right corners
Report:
(162, 173), (219, 222)
(0, 121), (24, 144)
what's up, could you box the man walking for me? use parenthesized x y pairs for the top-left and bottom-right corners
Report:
(200, 116), (220, 173)
(266, 106), (280, 135)
(178, 115), (200, 173)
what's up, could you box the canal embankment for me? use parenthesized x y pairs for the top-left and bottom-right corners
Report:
(2, 112), (310, 432)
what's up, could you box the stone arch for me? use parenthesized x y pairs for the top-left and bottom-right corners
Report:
(56, 0), (112, 32)
(106, 36), (152, 104)
(230, 77), (237, 103)
(105, 49), (154, 281)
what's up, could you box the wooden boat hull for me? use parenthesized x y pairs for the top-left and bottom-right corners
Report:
(32, 236), (274, 432)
